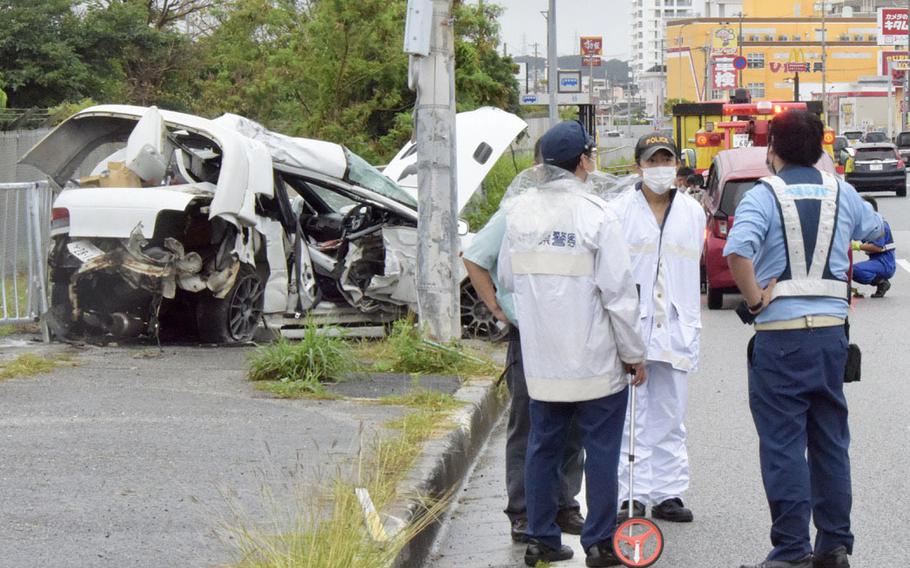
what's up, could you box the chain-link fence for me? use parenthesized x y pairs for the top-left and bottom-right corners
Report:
(1, 182), (52, 340)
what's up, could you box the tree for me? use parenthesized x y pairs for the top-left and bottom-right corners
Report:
(190, 0), (519, 162)
(0, 0), (93, 107)
(77, 2), (196, 106)
(453, 2), (519, 114)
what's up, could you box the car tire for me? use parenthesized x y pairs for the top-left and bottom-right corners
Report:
(196, 265), (264, 344)
(460, 281), (509, 342)
(707, 287), (723, 310)
(898, 184), (907, 197)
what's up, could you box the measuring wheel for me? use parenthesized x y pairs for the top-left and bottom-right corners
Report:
(613, 517), (664, 567)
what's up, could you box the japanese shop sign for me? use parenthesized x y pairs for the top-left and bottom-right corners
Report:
(712, 56), (738, 89)
(878, 8), (908, 45)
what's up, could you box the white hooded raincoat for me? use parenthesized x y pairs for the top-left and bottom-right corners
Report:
(498, 167), (646, 403)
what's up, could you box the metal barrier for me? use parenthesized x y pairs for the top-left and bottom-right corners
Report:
(1, 181), (52, 340)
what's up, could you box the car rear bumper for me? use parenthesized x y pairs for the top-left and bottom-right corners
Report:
(705, 235), (737, 291)
(845, 171), (906, 191)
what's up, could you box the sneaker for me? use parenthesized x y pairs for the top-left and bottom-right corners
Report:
(739, 557), (813, 568)
(586, 541), (623, 567)
(650, 497), (694, 523)
(555, 508), (585, 535)
(524, 541), (574, 566)
(871, 279), (891, 298)
(814, 546), (850, 568)
(510, 518), (528, 543)
(616, 499), (646, 525)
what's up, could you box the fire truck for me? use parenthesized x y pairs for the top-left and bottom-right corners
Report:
(671, 98), (835, 173)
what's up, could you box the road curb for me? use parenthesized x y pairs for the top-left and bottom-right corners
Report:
(385, 375), (506, 568)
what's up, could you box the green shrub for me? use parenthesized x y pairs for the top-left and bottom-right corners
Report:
(463, 151), (535, 231)
(248, 324), (352, 386)
(384, 320), (496, 376)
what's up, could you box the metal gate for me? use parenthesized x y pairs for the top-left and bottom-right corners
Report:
(1, 181), (52, 340)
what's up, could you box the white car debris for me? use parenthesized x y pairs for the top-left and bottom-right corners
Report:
(21, 105), (527, 343)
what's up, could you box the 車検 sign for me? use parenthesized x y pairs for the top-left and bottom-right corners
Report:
(878, 8), (908, 45)
(712, 56), (738, 90)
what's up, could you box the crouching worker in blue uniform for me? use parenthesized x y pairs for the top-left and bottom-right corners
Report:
(851, 196), (895, 298)
(724, 110), (883, 568)
(498, 120), (648, 567)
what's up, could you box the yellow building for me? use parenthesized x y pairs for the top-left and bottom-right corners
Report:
(666, 0), (893, 104)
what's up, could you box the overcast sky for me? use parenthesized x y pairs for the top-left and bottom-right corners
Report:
(487, 0), (705, 61)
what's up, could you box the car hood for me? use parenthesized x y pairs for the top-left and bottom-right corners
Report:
(383, 107), (528, 213)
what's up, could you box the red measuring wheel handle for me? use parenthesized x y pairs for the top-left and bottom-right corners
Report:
(612, 518), (664, 567)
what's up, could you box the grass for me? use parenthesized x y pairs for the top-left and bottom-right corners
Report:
(230, 319), (498, 566)
(463, 151), (535, 231)
(377, 319), (498, 377)
(1, 275), (31, 320)
(248, 322), (353, 398)
(0, 353), (75, 382)
(224, 381), (463, 568)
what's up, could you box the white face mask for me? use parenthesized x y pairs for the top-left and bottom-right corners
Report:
(642, 166), (677, 194)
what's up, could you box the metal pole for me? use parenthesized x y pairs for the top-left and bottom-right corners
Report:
(821, 1), (827, 118)
(905, 0), (910, 131)
(794, 71), (800, 101)
(627, 85), (632, 136)
(414, 0), (459, 341)
(889, 76), (895, 139)
(27, 183), (49, 342)
(547, 0), (558, 126)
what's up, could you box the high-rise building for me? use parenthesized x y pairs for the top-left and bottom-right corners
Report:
(630, 0), (699, 79)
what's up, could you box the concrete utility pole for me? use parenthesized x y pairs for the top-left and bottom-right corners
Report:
(413, 0), (460, 341)
(547, 0), (558, 126)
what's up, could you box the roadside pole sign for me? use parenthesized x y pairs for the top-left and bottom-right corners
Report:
(878, 8), (909, 45)
(733, 56), (748, 70)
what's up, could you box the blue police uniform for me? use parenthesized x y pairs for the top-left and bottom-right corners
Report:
(724, 165), (882, 562)
(852, 220), (896, 286)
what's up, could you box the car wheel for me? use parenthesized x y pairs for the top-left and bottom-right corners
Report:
(898, 184), (907, 197)
(707, 287), (723, 310)
(460, 281), (509, 342)
(196, 265), (264, 344)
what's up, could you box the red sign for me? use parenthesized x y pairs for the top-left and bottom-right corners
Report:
(880, 8), (908, 36)
(580, 36), (603, 56)
(881, 50), (909, 82)
(583, 55), (602, 67)
(712, 56), (738, 90)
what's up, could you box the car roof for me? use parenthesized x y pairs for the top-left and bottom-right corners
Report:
(712, 146), (836, 184)
(713, 147), (773, 183)
(854, 142), (896, 150)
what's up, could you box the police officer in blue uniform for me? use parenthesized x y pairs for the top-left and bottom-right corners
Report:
(851, 196), (895, 298)
(724, 110), (883, 568)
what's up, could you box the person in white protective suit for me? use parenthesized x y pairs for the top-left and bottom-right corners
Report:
(498, 120), (648, 568)
(609, 132), (705, 525)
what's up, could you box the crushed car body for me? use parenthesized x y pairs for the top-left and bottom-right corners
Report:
(21, 105), (527, 343)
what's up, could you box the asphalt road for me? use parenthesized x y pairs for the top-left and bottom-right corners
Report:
(0, 344), (406, 568)
(429, 191), (910, 567)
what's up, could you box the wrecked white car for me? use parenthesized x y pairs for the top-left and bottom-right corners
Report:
(21, 105), (526, 343)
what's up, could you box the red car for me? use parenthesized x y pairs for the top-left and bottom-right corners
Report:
(702, 147), (836, 309)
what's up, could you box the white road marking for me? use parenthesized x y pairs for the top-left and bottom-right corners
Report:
(898, 259), (910, 275)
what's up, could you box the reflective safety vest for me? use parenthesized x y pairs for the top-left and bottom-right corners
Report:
(761, 172), (849, 303)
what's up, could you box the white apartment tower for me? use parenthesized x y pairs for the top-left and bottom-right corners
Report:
(630, 0), (698, 79)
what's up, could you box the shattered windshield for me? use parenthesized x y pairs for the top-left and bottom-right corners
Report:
(344, 148), (418, 209)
